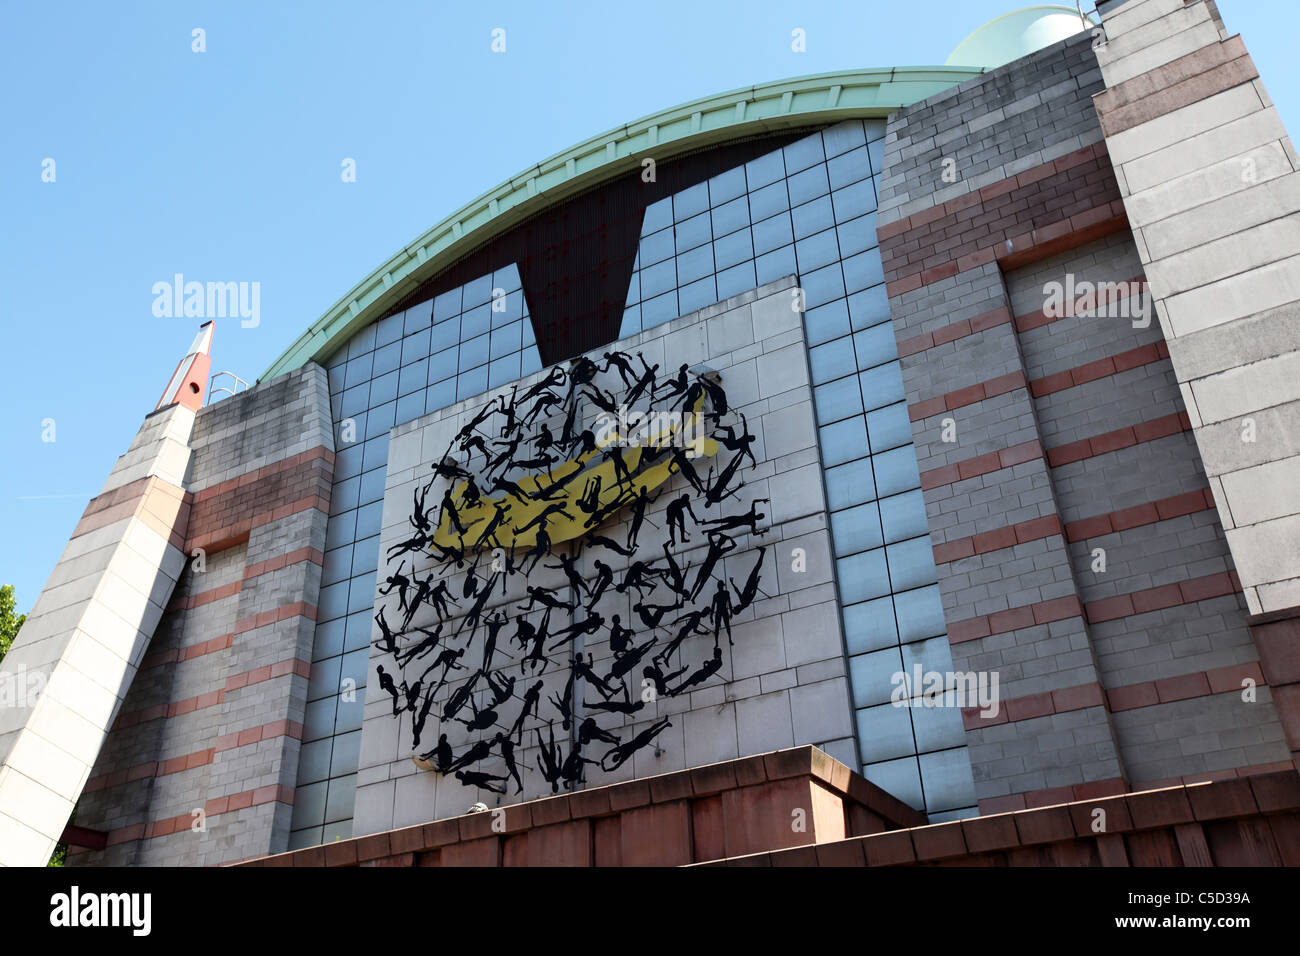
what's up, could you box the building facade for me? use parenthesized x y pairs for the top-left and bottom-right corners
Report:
(2, 0), (1297, 867)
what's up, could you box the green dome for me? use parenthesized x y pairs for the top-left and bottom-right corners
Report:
(946, 5), (1096, 68)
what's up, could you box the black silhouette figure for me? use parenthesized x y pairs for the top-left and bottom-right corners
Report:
(607, 635), (656, 683)
(654, 362), (690, 401)
(547, 612), (604, 652)
(497, 385), (519, 438)
(496, 733), (525, 794)
(690, 532), (739, 601)
(666, 493), (698, 545)
(577, 716), (620, 747)
(623, 356), (659, 407)
(377, 664), (402, 716)
(411, 484), (434, 532)
(669, 447), (707, 495)
(509, 680), (546, 742)
(573, 653), (621, 701)
(601, 351), (638, 388)
(715, 414), (758, 467)
(535, 722), (564, 793)
(549, 669), (576, 731)
(702, 454), (747, 507)
(656, 608), (708, 665)
(396, 623), (443, 668)
(583, 531), (635, 557)
(543, 554), (590, 598)
(607, 614), (634, 655)
(584, 697), (646, 715)
(633, 599), (679, 630)
(643, 661), (687, 699)
(700, 498), (768, 536)
(666, 646), (724, 696)
(587, 559), (614, 608)
(440, 487), (468, 536)
(600, 718), (672, 771)
(374, 606), (398, 656)
(455, 769), (508, 793)
(519, 585), (574, 613)
(710, 580), (734, 646)
(730, 546), (767, 615)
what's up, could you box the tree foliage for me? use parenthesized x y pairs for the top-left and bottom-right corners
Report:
(0, 583), (25, 664)
(0, 586), (60, 864)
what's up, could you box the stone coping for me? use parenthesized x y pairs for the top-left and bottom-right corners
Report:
(234, 745), (925, 867)
(705, 768), (1300, 867)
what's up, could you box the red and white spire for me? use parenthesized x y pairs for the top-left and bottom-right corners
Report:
(155, 321), (215, 412)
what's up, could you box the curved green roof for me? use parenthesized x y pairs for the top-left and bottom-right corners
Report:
(261, 65), (984, 382)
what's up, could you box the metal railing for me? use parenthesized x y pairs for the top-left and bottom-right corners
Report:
(206, 370), (250, 405)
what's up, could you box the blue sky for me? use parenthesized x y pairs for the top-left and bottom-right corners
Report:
(2, 0), (1296, 612)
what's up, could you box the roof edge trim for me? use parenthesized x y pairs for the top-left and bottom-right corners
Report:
(260, 65), (984, 382)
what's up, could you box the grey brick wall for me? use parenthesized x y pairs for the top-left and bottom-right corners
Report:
(877, 22), (1288, 807)
(879, 32), (1107, 226)
(71, 364), (334, 866)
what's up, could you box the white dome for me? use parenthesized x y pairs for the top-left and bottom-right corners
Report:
(947, 5), (1096, 68)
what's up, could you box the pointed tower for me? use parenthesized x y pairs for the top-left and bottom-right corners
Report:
(0, 325), (213, 866)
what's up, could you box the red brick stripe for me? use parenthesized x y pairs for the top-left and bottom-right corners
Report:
(1064, 488), (1215, 542)
(1046, 411), (1193, 468)
(188, 495), (331, 555)
(1094, 37), (1259, 137)
(215, 718), (305, 753)
(83, 721), (305, 795)
(85, 749), (215, 793)
(115, 690), (226, 729)
(225, 657), (312, 692)
(243, 547), (326, 581)
(909, 371), (1028, 422)
(922, 412), (1192, 491)
(71, 475), (192, 552)
(233, 602), (318, 635)
(963, 662), (1268, 732)
(102, 785), (298, 843)
(880, 144), (1126, 295)
(1014, 275), (1147, 333)
(186, 446), (334, 554)
(933, 515), (1064, 564)
(1107, 662), (1266, 712)
(931, 488), (1214, 568)
(169, 579), (242, 612)
(919, 440), (1043, 490)
(911, 340), (1169, 424)
(116, 655), (312, 728)
(962, 681), (1107, 730)
(1028, 340), (1170, 398)
(896, 277), (1147, 359)
(896, 306), (1013, 357)
(877, 144), (1112, 243)
(979, 777), (1129, 814)
(947, 595), (1084, 645)
(191, 446), (335, 504)
(140, 632), (234, 671)
(1084, 570), (1241, 624)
